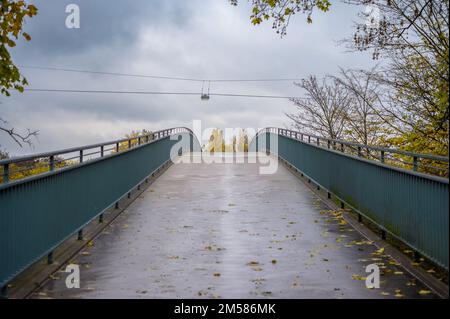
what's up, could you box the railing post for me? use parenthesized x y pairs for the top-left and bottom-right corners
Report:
(138, 137), (141, 145)
(316, 137), (319, 146)
(79, 150), (84, 163)
(357, 146), (362, 157)
(2, 163), (9, 183)
(327, 140), (331, 149)
(1, 285), (8, 299)
(413, 156), (418, 171)
(99, 214), (104, 223)
(100, 145), (104, 157)
(49, 155), (55, 171)
(341, 143), (344, 152)
(47, 251), (54, 265)
(128, 140), (132, 149)
(77, 229), (83, 241)
(380, 151), (385, 163)
(116, 142), (119, 153)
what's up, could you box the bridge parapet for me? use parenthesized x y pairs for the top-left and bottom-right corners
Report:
(0, 127), (200, 289)
(252, 127), (449, 177)
(0, 127), (195, 184)
(251, 127), (449, 269)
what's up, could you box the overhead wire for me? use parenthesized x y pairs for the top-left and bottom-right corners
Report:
(25, 88), (306, 100)
(19, 65), (302, 83)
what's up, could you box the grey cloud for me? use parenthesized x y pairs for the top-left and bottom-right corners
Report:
(1, 0), (375, 155)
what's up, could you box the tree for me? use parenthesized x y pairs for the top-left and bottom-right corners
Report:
(229, 0), (331, 36)
(1, 0), (38, 146)
(205, 129), (225, 153)
(0, 149), (67, 183)
(115, 129), (154, 152)
(333, 68), (388, 146)
(236, 129), (249, 152)
(240, 0), (448, 159)
(343, 1), (449, 156)
(346, 0), (449, 61)
(369, 53), (449, 157)
(286, 76), (352, 139)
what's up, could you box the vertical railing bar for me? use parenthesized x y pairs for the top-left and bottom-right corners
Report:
(3, 163), (9, 183)
(49, 155), (55, 171)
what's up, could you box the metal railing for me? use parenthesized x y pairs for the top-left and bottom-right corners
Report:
(0, 127), (200, 289)
(262, 127), (449, 177)
(0, 127), (192, 184)
(251, 128), (449, 269)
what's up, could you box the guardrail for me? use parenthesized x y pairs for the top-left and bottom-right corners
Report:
(0, 127), (200, 289)
(0, 127), (193, 184)
(261, 127), (449, 177)
(251, 127), (449, 269)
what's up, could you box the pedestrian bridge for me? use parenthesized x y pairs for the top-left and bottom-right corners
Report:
(0, 127), (448, 298)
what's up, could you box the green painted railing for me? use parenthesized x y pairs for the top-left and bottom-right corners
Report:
(251, 128), (449, 269)
(0, 127), (200, 288)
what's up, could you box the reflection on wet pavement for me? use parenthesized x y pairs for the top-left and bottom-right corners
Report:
(31, 155), (438, 299)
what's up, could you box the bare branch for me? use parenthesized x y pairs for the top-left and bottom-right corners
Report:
(0, 118), (38, 147)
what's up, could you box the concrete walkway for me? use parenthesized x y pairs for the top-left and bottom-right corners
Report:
(31, 154), (437, 299)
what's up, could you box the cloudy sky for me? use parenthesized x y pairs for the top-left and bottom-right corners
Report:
(1, 0), (375, 156)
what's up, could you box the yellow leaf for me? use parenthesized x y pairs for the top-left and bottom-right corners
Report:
(352, 274), (366, 281)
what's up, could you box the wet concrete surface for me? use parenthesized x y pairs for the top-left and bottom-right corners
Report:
(31, 154), (438, 299)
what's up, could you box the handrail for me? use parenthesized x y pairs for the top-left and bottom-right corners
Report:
(0, 127), (194, 183)
(254, 127), (449, 177)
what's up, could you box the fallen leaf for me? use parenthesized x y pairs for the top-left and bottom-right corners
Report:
(352, 274), (366, 281)
(247, 261), (260, 266)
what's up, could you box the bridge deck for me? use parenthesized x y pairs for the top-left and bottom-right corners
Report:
(32, 154), (436, 299)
